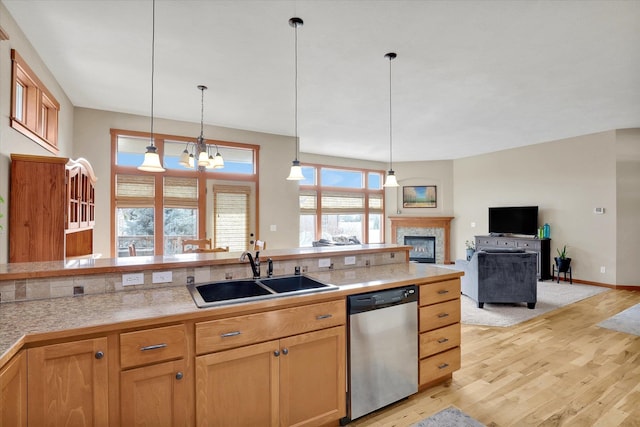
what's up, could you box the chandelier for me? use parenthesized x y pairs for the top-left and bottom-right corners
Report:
(178, 85), (224, 170)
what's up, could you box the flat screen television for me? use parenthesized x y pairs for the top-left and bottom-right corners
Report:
(488, 206), (538, 236)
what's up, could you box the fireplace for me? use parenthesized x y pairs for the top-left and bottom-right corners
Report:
(404, 236), (436, 263)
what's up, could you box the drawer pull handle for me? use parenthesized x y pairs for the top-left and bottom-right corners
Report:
(437, 313), (449, 318)
(437, 338), (449, 343)
(282, 348), (289, 355)
(316, 314), (332, 320)
(140, 343), (168, 352)
(438, 363), (450, 370)
(437, 290), (449, 295)
(221, 331), (241, 338)
(95, 351), (104, 360)
(175, 372), (184, 380)
(274, 350), (280, 357)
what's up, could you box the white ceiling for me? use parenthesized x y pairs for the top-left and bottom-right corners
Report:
(3, 0), (640, 162)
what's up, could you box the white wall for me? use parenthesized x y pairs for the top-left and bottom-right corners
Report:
(384, 160), (455, 242)
(615, 129), (640, 286)
(0, 2), (75, 262)
(453, 131), (619, 285)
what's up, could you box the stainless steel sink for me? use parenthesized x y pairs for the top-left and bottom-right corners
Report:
(187, 275), (338, 308)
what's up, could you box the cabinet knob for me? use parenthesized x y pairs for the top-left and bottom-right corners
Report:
(175, 372), (183, 380)
(282, 348), (289, 355)
(273, 350), (280, 357)
(95, 351), (104, 359)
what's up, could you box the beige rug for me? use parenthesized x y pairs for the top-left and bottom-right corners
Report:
(597, 303), (640, 336)
(461, 281), (610, 327)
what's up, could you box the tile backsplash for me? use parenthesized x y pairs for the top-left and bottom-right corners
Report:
(0, 251), (406, 303)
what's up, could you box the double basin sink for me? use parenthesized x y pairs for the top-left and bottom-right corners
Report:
(187, 275), (338, 308)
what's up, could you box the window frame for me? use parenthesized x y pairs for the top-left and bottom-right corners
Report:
(110, 129), (260, 257)
(299, 163), (385, 246)
(10, 49), (60, 154)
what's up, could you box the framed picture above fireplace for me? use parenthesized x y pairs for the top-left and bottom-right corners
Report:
(403, 185), (437, 208)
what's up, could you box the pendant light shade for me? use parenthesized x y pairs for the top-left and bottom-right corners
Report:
(138, 0), (165, 172)
(383, 52), (398, 187)
(286, 17), (304, 181)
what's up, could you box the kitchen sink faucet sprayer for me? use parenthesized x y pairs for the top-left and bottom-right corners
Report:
(240, 251), (261, 278)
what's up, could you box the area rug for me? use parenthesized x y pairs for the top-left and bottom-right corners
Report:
(410, 406), (485, 427)
(597, 303), (640, 336)
(461, 281), (609, 327)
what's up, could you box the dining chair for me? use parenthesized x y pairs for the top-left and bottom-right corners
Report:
(182, 238), (212, 253)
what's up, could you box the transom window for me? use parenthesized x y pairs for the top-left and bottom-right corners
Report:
(10, 49), (60, 153)
(299, 164), (385, 247)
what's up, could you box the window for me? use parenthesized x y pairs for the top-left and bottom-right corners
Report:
(115, 175), (156, 257)
(164, 177), (198, 254)
(111, 130), (259, 257)
(298, 165), (385, 246)
(10, 49), (60, 153)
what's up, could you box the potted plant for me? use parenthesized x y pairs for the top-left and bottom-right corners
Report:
(555, 245), (572, 272)
(465, 240), (476, 261)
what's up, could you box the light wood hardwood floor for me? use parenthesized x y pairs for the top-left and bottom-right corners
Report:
(350, 288), (640, 427)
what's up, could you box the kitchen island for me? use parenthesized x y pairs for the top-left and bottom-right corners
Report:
(0, 245), (463, 426)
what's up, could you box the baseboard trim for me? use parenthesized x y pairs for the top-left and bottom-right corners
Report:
(550, 277), (639, 291)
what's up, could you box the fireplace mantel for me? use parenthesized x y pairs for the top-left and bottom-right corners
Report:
(390, 216), (454, 264)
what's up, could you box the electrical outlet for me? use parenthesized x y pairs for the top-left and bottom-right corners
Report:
(344, 256), (356, 265)
(152, 271), (173, 283)
(318, 258), (331, 268)
(122, 273), (144, 286)
(600, 266), (606, 274)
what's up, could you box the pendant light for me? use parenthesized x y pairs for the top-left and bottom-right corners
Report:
(383, 52), (399, 187)
(286, 17), (305, 181)
(138, 0), (165, 172)
(178, 85), (224, 170)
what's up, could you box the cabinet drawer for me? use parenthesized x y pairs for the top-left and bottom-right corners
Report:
(475, 237), (495, 246)
(495, 238), (516, 247)
(120, 324), (186, 369)
(516, 240), (540, 250)
(419, 347), (461, 385)
(419, 299), (460, 332)
(419, 279), (460, 306)
(196, 299), (346, 354)
(420, 323), (461, 358)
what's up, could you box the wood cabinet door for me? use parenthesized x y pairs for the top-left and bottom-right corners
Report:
(27, 337), (109, 427)
(279, 326), (346, 427)
(120, 359), (189, 427)
(195, 340), (279, 427)
(0, 351), (27, 427)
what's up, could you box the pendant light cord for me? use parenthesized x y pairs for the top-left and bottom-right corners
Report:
(150, 0), (155, 146)
(294, 19), (299, 162)
(388, 54), (392, 170)
(200, 86), (205, 141)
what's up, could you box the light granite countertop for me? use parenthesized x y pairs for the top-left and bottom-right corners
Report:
(0, 263), (462, 365)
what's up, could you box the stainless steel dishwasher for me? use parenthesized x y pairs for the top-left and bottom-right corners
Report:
(342, 285), (418, 424)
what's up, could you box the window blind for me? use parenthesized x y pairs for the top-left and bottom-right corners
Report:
(213, 185), (251, 252)
(115, 174), (155, 206)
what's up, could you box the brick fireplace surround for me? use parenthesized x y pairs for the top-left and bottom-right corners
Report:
(389, 216), (454, 264)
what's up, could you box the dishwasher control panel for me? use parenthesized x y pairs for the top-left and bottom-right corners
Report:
(348, 285), (418, 313)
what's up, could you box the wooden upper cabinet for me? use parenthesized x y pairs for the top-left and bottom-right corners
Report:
(66, 157), (97, 230)
(9, 154), (97, 262)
